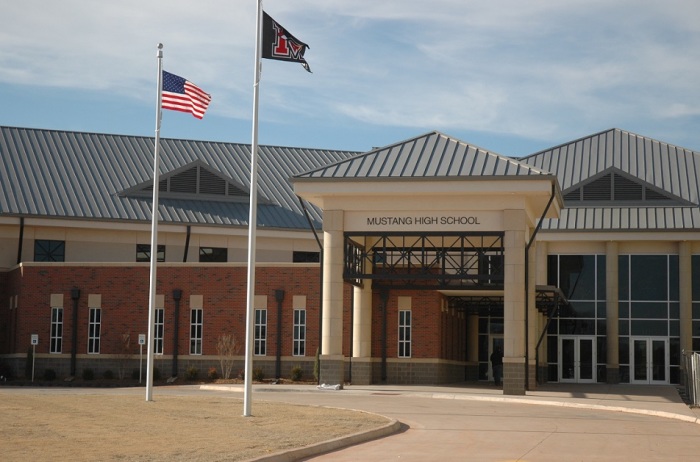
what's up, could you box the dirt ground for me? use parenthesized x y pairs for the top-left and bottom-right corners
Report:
(0, 387), (391, 461)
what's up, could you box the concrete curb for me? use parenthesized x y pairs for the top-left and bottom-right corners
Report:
(246, 418), (402, 462)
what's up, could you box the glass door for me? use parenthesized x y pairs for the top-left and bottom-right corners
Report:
(559, 336), (596, 383)
(488, 335), (503, 383)
(630, 337), (668, 384)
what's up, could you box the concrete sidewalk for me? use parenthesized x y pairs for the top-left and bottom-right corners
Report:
(201, 382), (700, 461)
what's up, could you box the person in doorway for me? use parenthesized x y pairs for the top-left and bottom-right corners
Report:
(490, 347), (503, 386)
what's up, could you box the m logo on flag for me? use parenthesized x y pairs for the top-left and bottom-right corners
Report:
(262, 11), (311, 72)
(161, 71), (212, 119)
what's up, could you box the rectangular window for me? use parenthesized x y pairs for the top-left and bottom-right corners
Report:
(255, 309), (267, 356)
(398, 310), (411, 358)
(50, 307), (63, 354)
(190, 308), (203, 355)
(199, 247), (227, 262)
(154, 308), (164, 355)
(88, 308), (101, 354)
(34, 239), (65, 262)
(293, 251), (320, 263)
(136, 244), (165, 263)
(293, 309), (306, 356)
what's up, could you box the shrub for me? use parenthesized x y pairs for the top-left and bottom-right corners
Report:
(82, 368), (95, 381)
(103, 370), (114, 380)
(253, 367), (264, 382)
(291, 365), (303, 382)
(43, 369), (57, 381)
(185, 366), (199, 381)
(208, 367), (219, 380)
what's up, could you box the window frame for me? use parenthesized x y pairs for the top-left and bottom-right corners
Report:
(50, 307), (63, 354)
(154, 307), (164, 355)
(87, 307), (101, 354)
(34, 239), (65, 262)
(254, 308), (267, 356)
(190, 308), (203, 355)
(398, 309), (412, 358)
(293, 308), (306, 356)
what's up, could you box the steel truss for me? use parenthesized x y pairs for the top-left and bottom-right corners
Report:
(344, 231), (504, 290)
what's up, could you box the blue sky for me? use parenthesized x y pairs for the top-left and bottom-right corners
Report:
(1, 0), (700, 157)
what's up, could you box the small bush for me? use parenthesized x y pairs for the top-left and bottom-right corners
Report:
(82, 368), (95, 381)
(291, 365), (303, 382)
(103, 370), (114, 380)
(253, 367), (264, 382)
(43, 369), (57, 381)
(207, 367), (219, 380)
(185, 366), (199, 381)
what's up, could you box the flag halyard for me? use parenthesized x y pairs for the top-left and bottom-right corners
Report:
(262, 11), (311, 72)
(162, 71), (212, 118)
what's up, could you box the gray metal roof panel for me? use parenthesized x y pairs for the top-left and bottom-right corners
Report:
(522, 128), (700, 205)
(540, 207), (700, 231)
(0, 126), (358, 229)
(295, 131), (551, 180)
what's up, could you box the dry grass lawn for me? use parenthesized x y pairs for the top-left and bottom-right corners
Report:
(0, 388), (391, 461)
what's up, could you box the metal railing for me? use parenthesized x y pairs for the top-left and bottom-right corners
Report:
(681, 350), (700, 406)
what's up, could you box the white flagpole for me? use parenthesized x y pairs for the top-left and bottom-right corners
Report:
(146, 43), (164, 402)
(243, 0), (263, 417)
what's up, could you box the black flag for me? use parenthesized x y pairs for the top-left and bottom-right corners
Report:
(262, 11), (311, 73)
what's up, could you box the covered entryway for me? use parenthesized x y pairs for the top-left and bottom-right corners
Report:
(293, 131), (563, 395)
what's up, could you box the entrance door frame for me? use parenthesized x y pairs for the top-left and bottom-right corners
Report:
(558, 335), (596, 383)
(488, 335), (504, 383)
(630, 336), (669, 385)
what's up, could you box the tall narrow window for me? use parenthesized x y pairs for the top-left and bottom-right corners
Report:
(88, 307), (101, 354)
(50, 307), (63, 353)
(398, 310), (411, 358)
(154, 308), (164, 355)
(255, 309), (267, 356)
(293, 309), (306, 356)
(190, 308), (203, 355)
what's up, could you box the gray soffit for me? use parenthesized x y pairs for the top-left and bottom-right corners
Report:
(294, 131), (553, 181)
(0, 126), (359, 229)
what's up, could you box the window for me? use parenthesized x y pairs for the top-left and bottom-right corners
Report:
(88, 308), (101, 354)
(154, 308), (164, 354)
(136, 244), (165, 263)
(293, 309), (306, 356)
(293, 251), (320, 263)
(50, 307), (63, 353)
(34, 240), (65, 262)
(255, 309), (267, 356)
(199, 247), (227, 262)
(190, 308), (203, 355)
(398, 310), (411, 358)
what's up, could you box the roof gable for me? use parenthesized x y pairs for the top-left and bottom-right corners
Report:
(521, 128), (700, 206)
(295, 131), (551, 180)
(120, 160), (270, 203)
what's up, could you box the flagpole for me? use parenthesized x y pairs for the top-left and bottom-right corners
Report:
(243, 1), (263, 417)
(146, 43), (164, 402)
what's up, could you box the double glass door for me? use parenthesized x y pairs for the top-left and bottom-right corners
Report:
(559, 336), (596, 383)
(630, 337), (668, 384)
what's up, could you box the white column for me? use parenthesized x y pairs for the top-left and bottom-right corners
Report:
(322, 210), (344, 356)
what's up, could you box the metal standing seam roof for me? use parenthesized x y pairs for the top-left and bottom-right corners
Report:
(519, 128), (700, 231)
(294, 131), (554, 180)
(0, 126), (360, 229)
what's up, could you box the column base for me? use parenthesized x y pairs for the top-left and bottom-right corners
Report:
(319, 355), (345, 386)
(503, 358), (526, 395)
(348, 358), (372, 385)
(606, 367), (620, 384)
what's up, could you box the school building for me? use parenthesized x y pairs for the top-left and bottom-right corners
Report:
(1, 126), (698, 395)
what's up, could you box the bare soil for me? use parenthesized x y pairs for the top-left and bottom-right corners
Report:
(0, 387), (391, 461)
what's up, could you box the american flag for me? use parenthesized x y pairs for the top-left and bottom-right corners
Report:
(161, 71), (211, 119)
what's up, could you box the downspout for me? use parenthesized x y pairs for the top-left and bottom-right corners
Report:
(16, 217), (24, 265)
(172, 289), (182, 377)
(182, 225), (191, 262)
(274, 289), (285, 380)
(524, 183), (556, 390)
(70, 288), (81, 377)
(297, 196), (324, 384)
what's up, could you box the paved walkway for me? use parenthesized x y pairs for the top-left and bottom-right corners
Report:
(201, 382), (700, 461)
